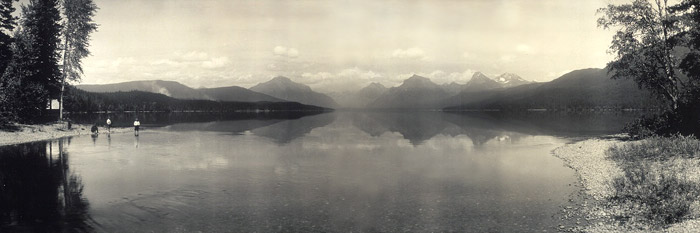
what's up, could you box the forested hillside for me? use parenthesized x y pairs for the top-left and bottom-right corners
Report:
(444, 69), (663, 111)
(63, 88), (328, 113)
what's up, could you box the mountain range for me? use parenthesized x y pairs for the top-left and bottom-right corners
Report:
(75, 68), (661, 111)
(443, 68), (661, 110)
(77, 77), (337, 108)
(249, 76), (338, 108)
(367, 75), (451, 109)
(366, 72), (535, 109)
(328, 82), (389, 108)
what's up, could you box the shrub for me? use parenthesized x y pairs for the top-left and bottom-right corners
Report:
(625, 106), (700, 139)
(610, 166), (699, 226)
(607, 136), (700, 227)
(624, 88), (700, 139)
(623, 114), (667, 139)
(608, 135), (700, 161)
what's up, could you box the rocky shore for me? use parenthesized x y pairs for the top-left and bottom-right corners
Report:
(553, 136), (700, 232)
(0, 123), (134, 146)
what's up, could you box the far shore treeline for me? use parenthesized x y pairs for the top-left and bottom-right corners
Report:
(63, 87), (328, 113)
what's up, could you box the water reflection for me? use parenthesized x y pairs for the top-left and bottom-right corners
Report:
(352, 112), (451, 145)
(0, 138), (91, 232)
(251, 113), (336, 143)
(68, 111), (328, 128)
(165, 112), (336, 143)
(352, 111), (641, 146)
(0, 111), (644, 232)
(444, 111), (641, 137)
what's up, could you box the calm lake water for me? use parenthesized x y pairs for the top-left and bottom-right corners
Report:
(0, 111), (639, 232)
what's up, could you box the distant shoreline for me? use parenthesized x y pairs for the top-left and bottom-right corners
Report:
(0, 123), (133, 147)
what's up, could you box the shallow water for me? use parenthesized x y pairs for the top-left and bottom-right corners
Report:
(0, 111), (636, 232)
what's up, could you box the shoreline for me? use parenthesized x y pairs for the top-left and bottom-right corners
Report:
(553, 135), (700, 232)
(0, 123), (134, 147)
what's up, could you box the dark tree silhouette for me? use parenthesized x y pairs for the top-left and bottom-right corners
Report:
(0, 0), (63, 123)
(0, 0), (17, 124)
(599, 0), (700, 135)
(22, 0), (62, 99)
(598, 0), (687, 110)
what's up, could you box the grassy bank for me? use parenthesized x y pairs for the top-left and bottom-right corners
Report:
(0, 123), (134, 146)
(554, 135), (700, 232)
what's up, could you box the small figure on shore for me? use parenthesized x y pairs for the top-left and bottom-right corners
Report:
(66, 118), (72, 130)
(106, 117), (112, 134)
(90, 124), (99, 135)
(134, 118), (140, 136)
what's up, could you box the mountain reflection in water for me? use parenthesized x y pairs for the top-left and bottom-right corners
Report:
(0, 111), (641, 232)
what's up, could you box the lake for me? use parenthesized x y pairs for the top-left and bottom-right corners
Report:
(0, 111), (639, 232)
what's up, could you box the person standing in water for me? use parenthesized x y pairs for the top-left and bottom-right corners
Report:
(90, 124), (99, 135)
(106, 117), (112, 134)
(134, 118), (141, 136)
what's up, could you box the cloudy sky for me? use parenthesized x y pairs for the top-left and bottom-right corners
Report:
(80, 0), (617, 93)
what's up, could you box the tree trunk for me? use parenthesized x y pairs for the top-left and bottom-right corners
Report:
(59, 32), (69, 122)
(59, 79), (64, 120)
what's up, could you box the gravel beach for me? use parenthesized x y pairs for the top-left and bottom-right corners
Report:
(0, 123), (134, 146)
(553, 137), (700, 232)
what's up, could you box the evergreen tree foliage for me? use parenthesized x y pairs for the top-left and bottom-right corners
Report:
(2, 28), (48, 122)
(0, 0), (17, 74)
(0, 0), (17, 124)
(21, 0), (62, 98)
(0, 1), (62, 123)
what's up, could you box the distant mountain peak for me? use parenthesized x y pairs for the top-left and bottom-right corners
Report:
(270, 76), (293, 82)
(406, 74), (429, 81)
(471, 72), (491, 81)
(367, 74), (450, 109)
(367, 82), (386, 88)
(494, 73), (531, 87)
(250, 76), (338, 108)
(401, 75), (440, 89)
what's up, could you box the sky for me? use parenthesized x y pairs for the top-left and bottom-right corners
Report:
(76, 0), (618, 93)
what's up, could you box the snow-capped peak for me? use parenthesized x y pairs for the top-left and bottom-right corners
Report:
(494, 73), (531, 87)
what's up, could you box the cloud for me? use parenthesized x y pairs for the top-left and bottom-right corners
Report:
(273, 46), (299, 58)
(110, 57), (137, 67)
(301, 67), (383, 92)
(500, 54), (516, 62)
(462, 52), (473, 59)
(547, 69), (572, 79)
(391, 47), (429, 60)
(202, 56), (231, 69)
(177, 51), (209, 61)
(150, 59), (181, 66)
(515, 44), (534, 54)
(397, 69), (476, 85)
(300, 72), (333, 85)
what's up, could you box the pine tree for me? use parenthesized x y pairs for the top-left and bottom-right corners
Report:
(22, 0), (62, 99)
(0, 0), (17, 74)
(2, 27), (47, 121)
(1, 0), (62, 122)
(0, 0), (18, 123)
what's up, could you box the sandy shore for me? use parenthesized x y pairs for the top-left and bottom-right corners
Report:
(0, 123), (135, 146)
(553, 136), (700, 232)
